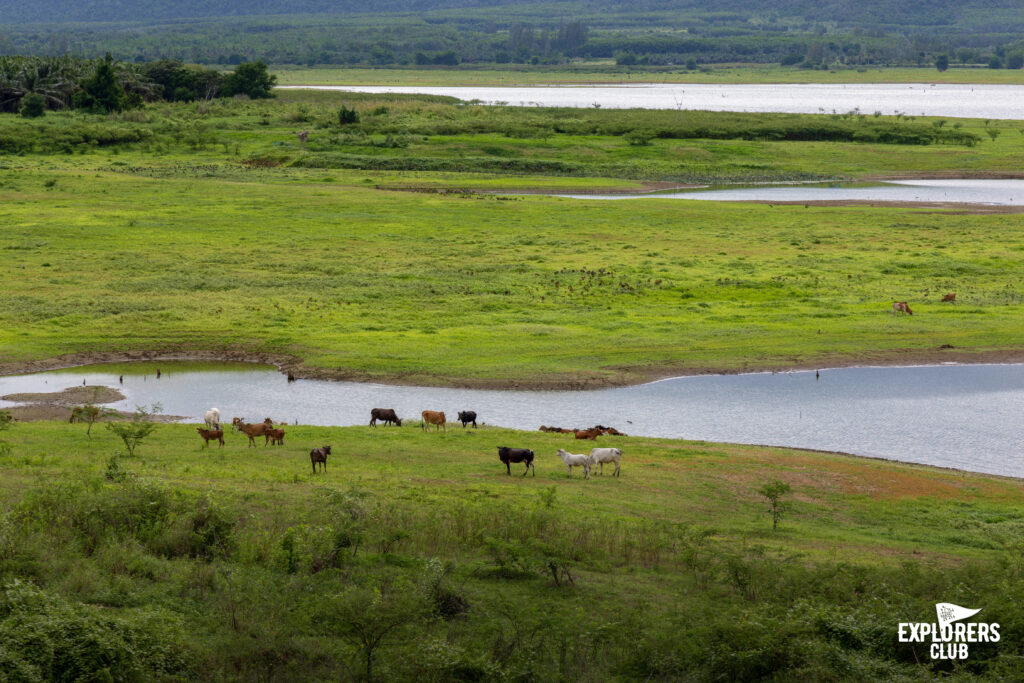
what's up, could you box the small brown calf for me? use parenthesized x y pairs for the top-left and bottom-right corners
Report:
(196, 427), (224, 448)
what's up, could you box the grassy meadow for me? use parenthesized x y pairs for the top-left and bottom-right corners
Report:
(1, 418), (1024, 679)
(0, 89), (1023, 386)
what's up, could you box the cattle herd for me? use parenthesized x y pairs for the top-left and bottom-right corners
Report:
(197, 407), (626, 478)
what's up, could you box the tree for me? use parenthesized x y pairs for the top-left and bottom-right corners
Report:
(758, 480), (791, 531)
(221, 61), (276, 99)
(935, 53), (949, 72)
(72, 53), (134, 113)
(1008, 53), (1024, 70)
(19, 92), (44, 118)
(106, 403), (161, 457)
(0, 410), (11, 456)
(321, 581), (426, 680)
(988, 56), (1003, 69)
(70, 389), (116, 440)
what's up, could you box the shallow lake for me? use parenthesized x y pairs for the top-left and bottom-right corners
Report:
(558, 179), (1024, 205)
(2, 362), (1022, 478)
(284, 83), (1024, 119)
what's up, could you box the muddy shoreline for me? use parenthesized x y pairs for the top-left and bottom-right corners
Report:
(1, 347), (1023, 392)
(1, 384), (185, 423)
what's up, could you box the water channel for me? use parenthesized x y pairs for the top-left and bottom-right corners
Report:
(284, 83), (1024, 119)
(557, 179), (1024, 205)
(2, 362), (1022, 478)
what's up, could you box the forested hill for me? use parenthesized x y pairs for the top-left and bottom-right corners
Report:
(1, 0), (1020, 28)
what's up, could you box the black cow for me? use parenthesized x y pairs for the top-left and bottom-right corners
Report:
(458, 410), (477, 428)
(369, 408), (402, 427)
(497, 446), (535, 477)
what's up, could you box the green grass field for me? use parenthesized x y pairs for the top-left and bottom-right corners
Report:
(1, 417), (1023, 679)
(1, 91), (1022, 386)
(276, 64), (1024, 86)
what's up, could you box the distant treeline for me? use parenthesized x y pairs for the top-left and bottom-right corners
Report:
(0, 55), (276, 115)
(1, 2), (1023, 70)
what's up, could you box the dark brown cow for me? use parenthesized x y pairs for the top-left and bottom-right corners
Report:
(422, 410), (446, 433)
(941, 293), (956, 302)
(310, 445), (331, 473)
(196, 427), (224, 448)
(370, 408), (402, 427)
(264, 428), (285, 446)
(497, 446), (535, 476)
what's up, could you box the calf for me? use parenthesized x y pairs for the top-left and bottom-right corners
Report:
(264, 428), (285, 446)
(196, 427), (224, 448)
(574, 429), (599, 440)
(497, 446), (535, 476)
(370, 408), (402, 427)
(458, 410), (477, 428)
(310, 445), (331, 473)
(422, 410), (446, 433)
(941, 293), (956, 302)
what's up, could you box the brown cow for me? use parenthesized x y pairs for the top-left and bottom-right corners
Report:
(310, 445), (331, 473)
(264, 428), (285, 446)
(422, 410), (446, 433)
(196, 427), (224, 448)
(941, 293), (956, 302)
(236, 421), (274, 447)
(574, 429), (599, 440)
(892, 301), (913, 316)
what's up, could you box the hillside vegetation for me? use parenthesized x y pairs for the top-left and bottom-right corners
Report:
(0, 417), (1023, 679)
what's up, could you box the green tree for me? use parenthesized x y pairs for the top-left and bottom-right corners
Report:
(106, 403), (161, 457)
(221, 61), (276, 99)
(72, 52), (133, 113)
(1008, 53), (1024, 70)
(758, 480), (792, 531)
(935, 53), (949, 72)
(0, 410), (11, 456)
(18, 92), (45, 118)
(70, 390), (116, 440)
(320, 581), (427, 680)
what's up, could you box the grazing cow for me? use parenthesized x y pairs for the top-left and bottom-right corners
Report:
(196, 427), (224, 448)
(941, 293), (956, 303)
(69, 405), (100, 424)
(310, 445), (331, 473)
(574, 428), (599, 440)
(264, 428), (285, 446)
(204, 408), (221, 430)
(458, 411), (477, 428)
(892, 301), (913, 316)
(236, 421), (274, 447)
(231, 417), (246, 432)
(422, 410), (446, 433)
(556, 449), (591, 479)
(589, 447), (622, 477)
(497, 446), (535, 476)
(369, 408), (402, 427)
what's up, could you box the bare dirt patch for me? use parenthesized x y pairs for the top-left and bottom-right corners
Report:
(2, 385), (125, 405)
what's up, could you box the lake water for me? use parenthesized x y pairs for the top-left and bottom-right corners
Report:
(284, 83), (1024, 119)
(2, 362), (1023, 478)
(559, 179), (1024, 205)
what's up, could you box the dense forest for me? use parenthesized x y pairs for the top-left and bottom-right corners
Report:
(0, 0), (1022, 68)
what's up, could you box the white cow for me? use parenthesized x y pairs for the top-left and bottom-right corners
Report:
(589, 447), (622, 477)
(204, 407), (221, 430)
(556, 449), (592, 479)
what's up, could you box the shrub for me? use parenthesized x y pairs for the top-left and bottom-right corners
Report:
(221, 61), (276, 99)
(18, 93), (45, 118)
(337, 105), (360, 125)
(105, 403), (160, 457)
